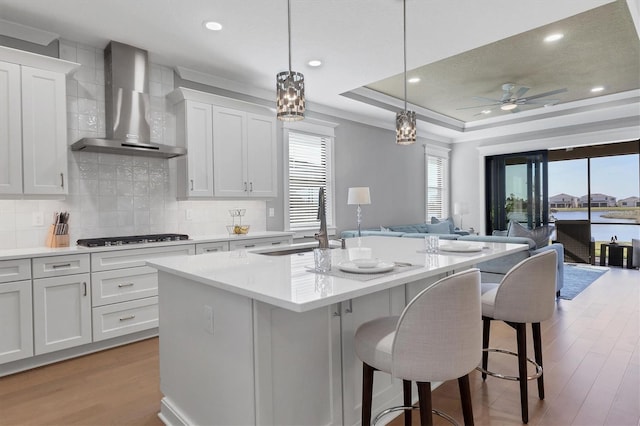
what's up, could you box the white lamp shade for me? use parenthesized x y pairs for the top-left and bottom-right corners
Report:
(348, 187), (371, 205)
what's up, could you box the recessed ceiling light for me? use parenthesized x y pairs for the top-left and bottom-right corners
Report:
(408, 77), (421, 84)
(203, 21), (223, 31)
(307, 59), (322, 67)
(544, 33), (564, 42)
(590, 86), (605, 93)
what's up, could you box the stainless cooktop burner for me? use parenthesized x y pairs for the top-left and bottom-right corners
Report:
(77, 233), (189, 247)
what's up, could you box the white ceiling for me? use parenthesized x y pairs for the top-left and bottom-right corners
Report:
(1, 0), (638, 142)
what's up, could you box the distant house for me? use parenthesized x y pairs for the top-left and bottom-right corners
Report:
(618, 196), (640, 207)
(549, 193), (579, 208)
(579, 193), (617, 207)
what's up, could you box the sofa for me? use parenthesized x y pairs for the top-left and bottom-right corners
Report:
(340, 222), (564, 296)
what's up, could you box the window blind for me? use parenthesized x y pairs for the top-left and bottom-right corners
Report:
(426, 155), (448, 219)
(288, 132), (333, 230)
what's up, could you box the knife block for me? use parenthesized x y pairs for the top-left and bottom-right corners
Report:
(45, 225), (70, 248)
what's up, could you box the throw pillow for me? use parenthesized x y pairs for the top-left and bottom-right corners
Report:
(507, 220), (553, 249)
(380, 225), (390, 232)
(425, 221), (451, 234)
(430, 216), (456, 233)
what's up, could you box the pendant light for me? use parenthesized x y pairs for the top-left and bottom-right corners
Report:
(276, 0), (305, 121)
(396, 0), (416, 145)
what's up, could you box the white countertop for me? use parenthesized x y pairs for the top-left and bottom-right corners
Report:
(148, 236), (529, 312)
(0, 231), (294, 261)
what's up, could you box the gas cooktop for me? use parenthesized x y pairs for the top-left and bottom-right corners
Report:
(77, 233), (190, 247)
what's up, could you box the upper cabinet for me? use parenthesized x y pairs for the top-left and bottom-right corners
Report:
(0, 46), (79, 196)
(169, 88), (278, 199)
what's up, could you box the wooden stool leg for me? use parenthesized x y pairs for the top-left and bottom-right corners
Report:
(458, 374), (474, 425)
(417, 382), (433, 426)
(516, 323), (529, 424)
(532, 322), (544, 400)
(362, 363), (375, 426)
(403, 379), (412, 426)
(482, 317), (491, 380)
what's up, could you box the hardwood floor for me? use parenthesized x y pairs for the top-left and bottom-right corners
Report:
(0, 267), (637, 425)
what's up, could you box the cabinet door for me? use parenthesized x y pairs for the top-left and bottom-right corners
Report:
(340, 287), (406, 426)
(0, 61), (22, 194)
(0, 280), (33, 364)
(246, 113), (277, 197)
(184, 100), (214, 197)
(212, 106), (247, 197)
(21, 66), (68, 195)
(33, 273), (92, 355)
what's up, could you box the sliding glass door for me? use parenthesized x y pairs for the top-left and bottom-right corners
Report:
(485, 150), (549, 233)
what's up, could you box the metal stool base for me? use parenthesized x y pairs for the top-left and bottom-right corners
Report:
(372, 405), (458, 426)
(476, 348), (542, 381)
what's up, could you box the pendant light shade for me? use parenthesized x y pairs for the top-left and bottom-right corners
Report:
(396, 0), (416, 145)
(276, 0), (305, 121)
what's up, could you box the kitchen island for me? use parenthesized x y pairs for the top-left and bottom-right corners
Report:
(148, 236), (528, 426)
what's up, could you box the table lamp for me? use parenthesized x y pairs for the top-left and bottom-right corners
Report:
(348, 187), (371, 237)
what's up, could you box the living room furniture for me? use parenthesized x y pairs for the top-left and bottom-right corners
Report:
(355, 269), (481, 425)
(599, 243), (634, 269)
(477, 250), (557, 424)
(554, 220), (593, 264)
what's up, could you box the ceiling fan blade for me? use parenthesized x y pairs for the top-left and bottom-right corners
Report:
(472, 96), (502, 103)
(456, 103), (499, 110)
(525, 99), (560, 105)
(514, 86), (530, 98)
(522, 88), (568, 101)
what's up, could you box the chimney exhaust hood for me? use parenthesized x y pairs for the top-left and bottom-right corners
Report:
(71, 41), (186, 159)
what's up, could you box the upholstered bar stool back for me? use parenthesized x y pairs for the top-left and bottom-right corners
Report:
(355, 268), (482, 426)
(478, 250), (557, 424)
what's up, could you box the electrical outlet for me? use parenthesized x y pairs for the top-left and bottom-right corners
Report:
(269, 208), (275, 217)
(203, 305), (214, 334)
(32, 211), (44, 227)
(185, 209), (193, 221)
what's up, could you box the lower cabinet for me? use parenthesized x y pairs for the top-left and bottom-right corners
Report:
(228, 235), (292, 251)
(0, 280), (33, 364)
(92, 296), (158, 341)
(33, 273), (92, 355)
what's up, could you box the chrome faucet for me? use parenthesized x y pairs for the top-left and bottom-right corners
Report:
(315, 187), (329, 249)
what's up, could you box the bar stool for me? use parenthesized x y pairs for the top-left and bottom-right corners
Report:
(355, 269), (482, 426)
(477, 250), (557, 424)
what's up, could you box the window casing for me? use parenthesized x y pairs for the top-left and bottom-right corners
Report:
(426, 153), (449, 220)
(284, 121), (336, 234)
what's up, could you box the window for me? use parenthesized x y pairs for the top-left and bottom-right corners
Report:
(426, 154), (449, 219)
(284, 122), (336, 233)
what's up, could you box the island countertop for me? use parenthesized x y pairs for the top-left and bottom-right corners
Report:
(147, 236), (528, 312)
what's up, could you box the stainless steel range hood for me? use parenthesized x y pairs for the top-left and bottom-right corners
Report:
(71, 41), (186, 159)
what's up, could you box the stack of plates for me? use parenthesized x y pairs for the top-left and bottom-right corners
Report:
(338, 258), (395, 274)
(438, 242), (483, 253)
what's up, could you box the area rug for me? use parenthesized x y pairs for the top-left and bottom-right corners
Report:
(559, 264), (609, 300)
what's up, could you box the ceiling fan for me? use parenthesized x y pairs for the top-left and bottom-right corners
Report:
(458, 83), (568, 112)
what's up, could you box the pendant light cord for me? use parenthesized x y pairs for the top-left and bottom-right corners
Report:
(288, 0), (292, 73)
(403, 0), (407, 111)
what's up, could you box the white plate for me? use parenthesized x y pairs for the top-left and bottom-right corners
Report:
(439, 243), (483, 253)
(338, 261), (395, 274)
(351, 258), (380, 268)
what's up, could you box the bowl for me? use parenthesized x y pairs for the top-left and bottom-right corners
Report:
(351, 258), (380, 268)
(226, 225), (250, 235)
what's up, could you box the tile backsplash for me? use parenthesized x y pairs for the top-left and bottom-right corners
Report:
(0, 40), (266, 250)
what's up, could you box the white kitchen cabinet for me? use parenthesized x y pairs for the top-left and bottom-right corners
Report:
(21, 66), (68, 195)
(0, 61), (22, 194)
(213, 106), (277, 198)
(92, 296), (158, 342)
(196, 241), (229, 254)
(0, 257), (33, 365)
(175, 100), (214, 198)
(33, 273), (92, 355)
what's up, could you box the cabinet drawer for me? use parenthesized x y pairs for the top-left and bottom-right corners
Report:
(0, 259), (31, 283)
(91, 244), (195, 271)
(92, 297), (158, 341)
(91, 266), (158, 307)
(196, 242), (229, 254)
(229, 236), (292, 251)
(32, 254), (90, 278)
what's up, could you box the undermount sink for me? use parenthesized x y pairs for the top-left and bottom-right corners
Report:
(256, 247), (317, 256)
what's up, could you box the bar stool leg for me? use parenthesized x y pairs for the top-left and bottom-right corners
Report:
(362, 363), (375, 425)
(458, 374), (474, 425)
(516, 323), (529, 424)
(403, 380), (412, 426)
(482, 317), (491, 380)
(416, 382), (433, 426)
(532, 322), (544, 400)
